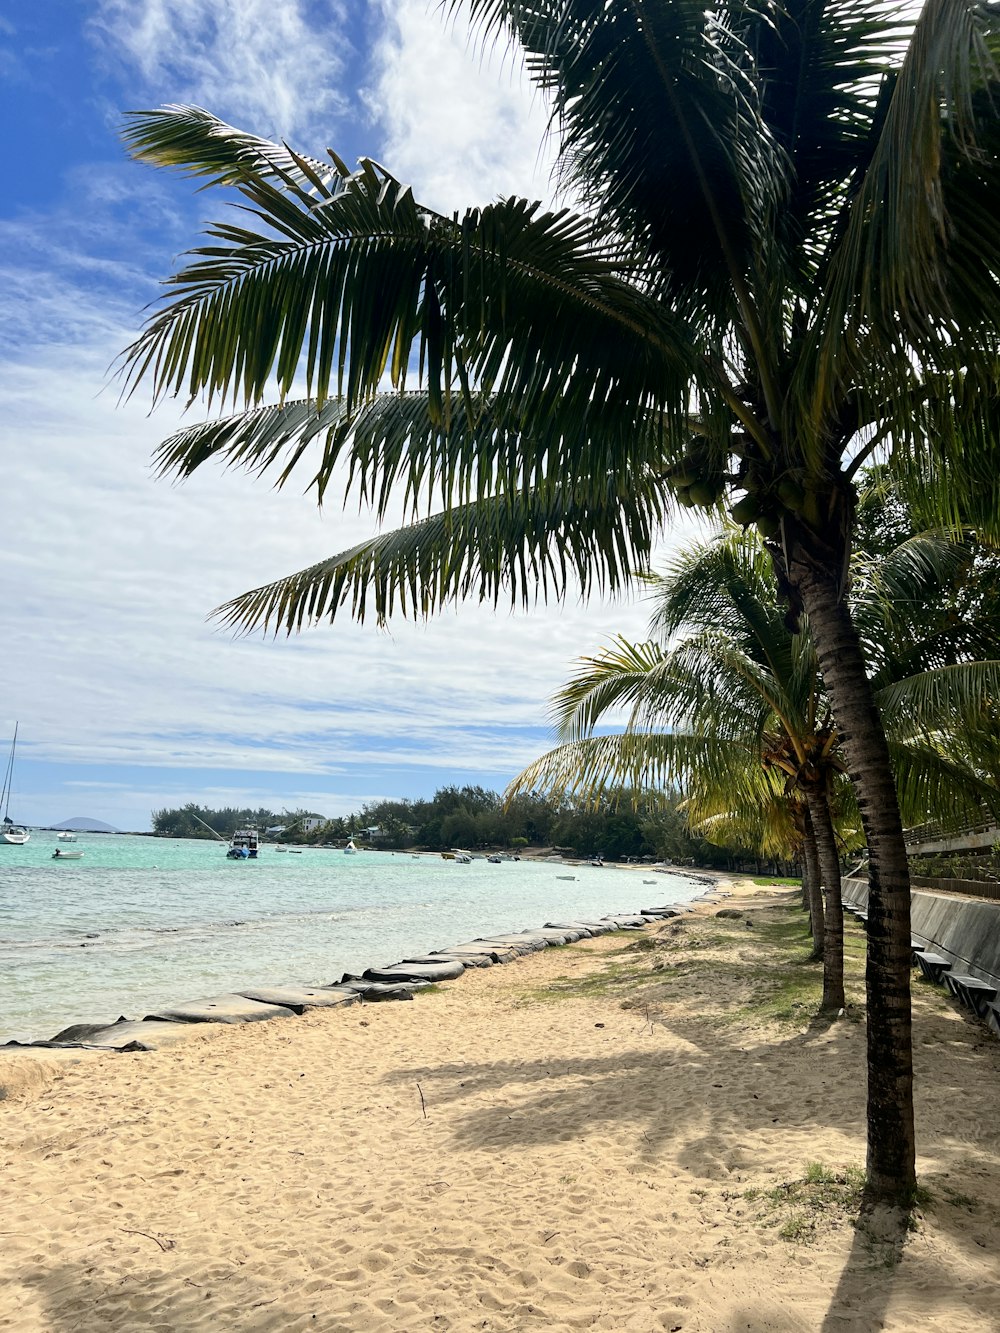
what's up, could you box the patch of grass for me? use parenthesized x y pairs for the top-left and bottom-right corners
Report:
(739, 1164), (866, 1244)
(778, 1212), (811, 1240)
(941, 1188), (979, 1210)
(804, 1161), (837, 1185)
(514, 960), (634, 1005)
(753, 877), (802, 886)
(623, 934), (657, 952)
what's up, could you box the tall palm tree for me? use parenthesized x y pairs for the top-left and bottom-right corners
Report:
(514, 523), (1000, 1008)
(514, 533), (857, 1009)
(120, 2), (1000, 1202)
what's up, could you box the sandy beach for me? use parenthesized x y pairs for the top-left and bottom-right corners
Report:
(2, 880), (999, 1332)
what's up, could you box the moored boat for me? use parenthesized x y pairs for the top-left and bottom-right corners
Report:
(57, 831), (77, 842)
(0, 724), (29, 846)
(344, 839), (357, 854)
(52, 849), (84, 860)
(227, 827), (259, 860)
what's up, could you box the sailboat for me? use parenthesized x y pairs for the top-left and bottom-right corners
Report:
(1, 724), (30, 845)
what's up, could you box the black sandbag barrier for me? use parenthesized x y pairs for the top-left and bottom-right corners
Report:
(335, 978), (421, 1001)
(425, 950), (495, 968)
(238, 986), (362, 1014)
(601, 915), (650, 928)
(475, 934), (552, 952)
(5, 1020), (206, 1053)
(543, 922), (595, 936)
(53, 1018), (212, 1051)
(429, 943), (525, 964)
(363, 960), (466, 984)
(145, 995), (295, 1024)
(402, 953), (492, 969)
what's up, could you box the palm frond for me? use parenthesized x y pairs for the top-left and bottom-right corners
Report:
(123, 104), (347, 192)
(211, 474), (669, 631)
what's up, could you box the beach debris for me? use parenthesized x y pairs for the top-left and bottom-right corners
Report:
(121, 1228), (175, 1253)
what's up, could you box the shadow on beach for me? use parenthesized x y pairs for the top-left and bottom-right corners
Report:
(18, 1259), (326, 1333)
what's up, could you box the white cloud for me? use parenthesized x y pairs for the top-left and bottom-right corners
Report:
(367, 0), (556, 210)
(91, 0), (349, 143)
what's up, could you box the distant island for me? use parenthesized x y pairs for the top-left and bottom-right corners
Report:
(47, 817), (122, 834)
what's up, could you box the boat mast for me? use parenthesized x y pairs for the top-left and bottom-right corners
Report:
(1, 723), (17, 822)
(191, 813), (228, 843)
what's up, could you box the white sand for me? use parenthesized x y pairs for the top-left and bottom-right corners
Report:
(2, 882), (998, 1332)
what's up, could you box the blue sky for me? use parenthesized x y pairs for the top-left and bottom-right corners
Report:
(0, 1), (694, 831)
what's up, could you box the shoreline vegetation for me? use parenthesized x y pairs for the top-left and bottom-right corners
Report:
(3, 878), (997, 1331)
(150, 791), (794, 875)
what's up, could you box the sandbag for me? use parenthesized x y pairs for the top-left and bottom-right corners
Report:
(238, 986), (362, 1013)
(364, 960), (465, 983)
(145, 995), (294, 1024)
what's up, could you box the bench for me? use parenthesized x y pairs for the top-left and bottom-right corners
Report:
(911, 940), (928, 967)
(916, 952), (953, 985)
(944, 973), (999, 1018)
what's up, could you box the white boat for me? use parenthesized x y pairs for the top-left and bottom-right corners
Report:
(452, 849), (474, 864)
(52, 849), (84, 860)
(486, 853), (503, 864)
(344, 840), (357, 854)
(0, 724), (29, 846)
(227, 827), (259, 860)
(57, 831), (77, 842)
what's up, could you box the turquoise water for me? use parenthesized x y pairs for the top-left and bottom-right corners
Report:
(0, 833), (702, 1043)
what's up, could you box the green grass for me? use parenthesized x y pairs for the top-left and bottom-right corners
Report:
(752, 876), (802, 886)
(740, 1164), (867, 1244)
(513, 897), (868, 1028)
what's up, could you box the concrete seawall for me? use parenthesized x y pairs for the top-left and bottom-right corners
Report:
(842, 876), (1000, 991)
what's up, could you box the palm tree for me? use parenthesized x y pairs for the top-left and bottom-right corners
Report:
(120, 2), (1000, 1202)
(513, 522), (1000, 1008)
(513, 533), (858, 1009)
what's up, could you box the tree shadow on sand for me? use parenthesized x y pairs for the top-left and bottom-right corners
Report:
(16, 1258), (332, 1333)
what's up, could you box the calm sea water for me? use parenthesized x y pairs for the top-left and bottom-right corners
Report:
(0, 834), (702, 1043)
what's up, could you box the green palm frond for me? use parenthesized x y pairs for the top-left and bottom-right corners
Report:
(122, 121), (696, 449)
(890, 736), (1000, 829)
(508, 730), (764, 807)
(803, 0), (1000, 425)
(461, 0), (766, 300)
(122, 104), (348, 192)
(878, 660), (1000, 735)
(211, 474), (670, 631)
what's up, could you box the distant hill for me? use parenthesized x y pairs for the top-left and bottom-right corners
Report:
(49, 817), (122, 833)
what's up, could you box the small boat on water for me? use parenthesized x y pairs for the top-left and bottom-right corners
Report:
(452, 849), (474, 864)
(57, 831), (77, 842)
(344, 839), (357, 855)
(227, 827), (259, 860)
(0, 724), (29, 846)
(557, 874), (577, 881)
(52, 849), (84, 860)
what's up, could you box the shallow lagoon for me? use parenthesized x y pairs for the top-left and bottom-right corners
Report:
(0, 834), (701, 1042)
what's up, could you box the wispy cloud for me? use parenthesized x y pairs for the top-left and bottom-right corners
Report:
(368, 0), (555, 211)
(91, 0), (350, 143)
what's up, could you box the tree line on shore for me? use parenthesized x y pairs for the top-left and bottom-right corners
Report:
(151, 787), (783, 867)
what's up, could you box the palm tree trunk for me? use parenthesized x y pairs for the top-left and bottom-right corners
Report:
(805, 789), (845, 1011)
(792, 558), (915, 1204)
(801, 812), (824, 958)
